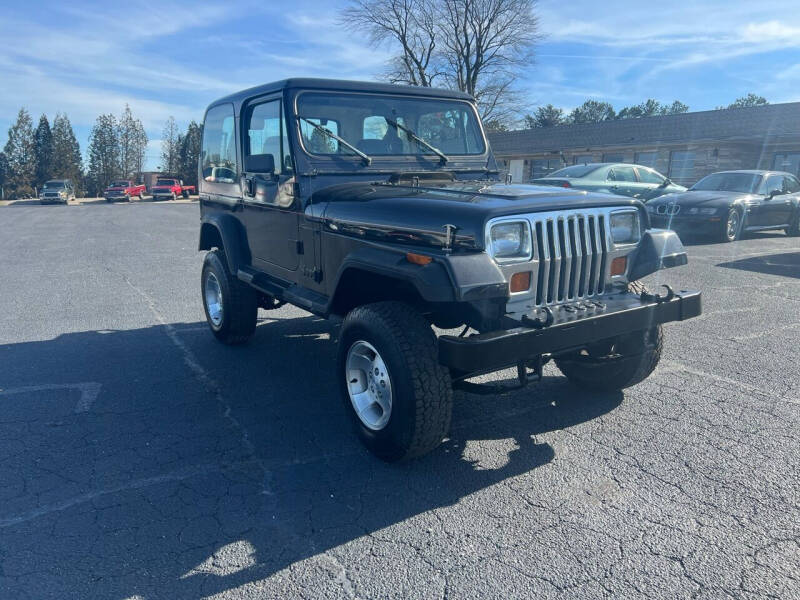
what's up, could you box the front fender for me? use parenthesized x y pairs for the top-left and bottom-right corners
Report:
(628, 229), (688, 281)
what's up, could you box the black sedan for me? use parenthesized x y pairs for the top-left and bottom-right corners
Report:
(646, 170), (800, 242)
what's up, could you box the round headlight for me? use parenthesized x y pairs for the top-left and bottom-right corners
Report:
(610, 211), (641, 245)
(486, 221), (532, 262)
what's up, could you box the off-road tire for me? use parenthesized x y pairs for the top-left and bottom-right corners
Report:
(554, 282), (663, 391)
(337, 301), (452, 462)
(201, 249), (258, 345)
(718, 208), (742, 242)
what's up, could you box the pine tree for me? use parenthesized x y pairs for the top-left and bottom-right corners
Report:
(3, 108), (36, 199)
(161, 116), (181, 175)
(178, 121), (203, 187)
(87, 114), (120, 196)
(34, 114), (54, 188)
(51, 113), (83, 193)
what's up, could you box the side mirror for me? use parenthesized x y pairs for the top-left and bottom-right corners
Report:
(245, 154), (275, 175)
(767, 189), (781, 199)
(661, 177), (671, 187)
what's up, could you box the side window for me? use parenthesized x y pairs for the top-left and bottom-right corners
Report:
(785, 175), (800, 193)
(637, 167), (665, 184)
(613, 166), (637, 182)
(606, 169), (616, 181)
(245, 99), (292, 175)
(763, 175), (783, 195)
(201, 104), (237, 184)
(363, 116), (388, 140)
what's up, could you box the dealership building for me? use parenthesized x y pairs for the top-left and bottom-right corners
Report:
(487, 101), (800, 187)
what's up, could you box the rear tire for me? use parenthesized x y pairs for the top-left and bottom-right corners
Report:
(182, 190), (189, 199)
(201, 249), (258, 345)
(337, 302), (452, 462)
(786, 214), (800, 237)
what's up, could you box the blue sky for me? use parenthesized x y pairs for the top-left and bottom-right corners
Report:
(2, 0), (799, 170)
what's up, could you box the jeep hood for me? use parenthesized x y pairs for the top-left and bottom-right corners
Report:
(311, 181), (641, 251)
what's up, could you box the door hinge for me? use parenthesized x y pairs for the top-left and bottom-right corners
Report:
(303, 267), (323, 283)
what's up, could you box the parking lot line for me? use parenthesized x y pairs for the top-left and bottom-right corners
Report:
(0, 382), (102, 413)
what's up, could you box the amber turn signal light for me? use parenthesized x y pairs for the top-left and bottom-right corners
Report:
(406, 252), (433, 266)
(510, 271), (531, 293)
(610, 256), (627, 276)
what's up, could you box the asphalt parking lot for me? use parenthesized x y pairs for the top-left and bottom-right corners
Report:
(0, 203), (798, 599)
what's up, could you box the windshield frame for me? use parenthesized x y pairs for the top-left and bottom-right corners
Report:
(292, 90), (488, 163)
(547, 164), (603, 179)
(689, 172), (762, 193)
(43, 181), (67, 189)
(156, 179), (177, 186)
(109, 181), (131, 188)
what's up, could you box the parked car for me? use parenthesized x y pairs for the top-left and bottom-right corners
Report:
(39, 179), (76, 204)
(531, 163), (686, 201)
(104, 180), (146, 202)
(197, 78), (701, 462)
(647, 170), (800, 242)
(150, 178), (195, 200)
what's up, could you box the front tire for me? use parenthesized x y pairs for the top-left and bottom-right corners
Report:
(719, 208), (742, 242)
(555, 326), (663, 392)
(201, 249), (258, 345)
(337, 302), (452, 462)
(786, 214), (800, 237)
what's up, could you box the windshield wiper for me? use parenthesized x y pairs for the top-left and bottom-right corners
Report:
(385, 118), (449, 165)
(297, 116), (371, 165)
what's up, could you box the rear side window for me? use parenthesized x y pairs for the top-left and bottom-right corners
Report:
(609, 166), (636, 182)
(786, 175), (800, 193)
(202, 104), (238, 184)
(637, 168), (665, 184)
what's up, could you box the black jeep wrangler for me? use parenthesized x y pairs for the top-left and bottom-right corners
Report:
(197, 78), (701, 461)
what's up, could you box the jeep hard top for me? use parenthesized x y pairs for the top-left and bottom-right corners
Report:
(198, 78), (701, 461)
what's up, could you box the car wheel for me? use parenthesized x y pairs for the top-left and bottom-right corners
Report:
(182, 190), (189, 199)
(554, 282), (663, 392)
(786, 214), (800, 237)
(201, 249), (258, 345)
(337, 301), (453, 462)
(719, 208), (742, 242)
(555, 325), (663, 392)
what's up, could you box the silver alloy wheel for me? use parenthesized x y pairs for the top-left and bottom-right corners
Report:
(204, 272), (224, 328)
(345, 340), (393, 431)
(727, 210), (740, 240)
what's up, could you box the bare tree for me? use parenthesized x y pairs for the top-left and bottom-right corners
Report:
(341, 0), (539, 124)
(341, 0), (440, 87)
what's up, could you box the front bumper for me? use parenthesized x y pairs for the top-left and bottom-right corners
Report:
(649, 214), (721, 232)
(439, 289), (701, 373)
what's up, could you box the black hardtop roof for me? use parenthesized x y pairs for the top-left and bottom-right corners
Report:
(207, 78), (475, 111)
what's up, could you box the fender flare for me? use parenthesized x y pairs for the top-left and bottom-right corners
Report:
(331, 246), (457, 304)
(198, 213), (251, 274)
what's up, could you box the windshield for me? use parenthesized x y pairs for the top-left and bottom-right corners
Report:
(110, 181), (130, 187)
(43, 181), (66, 189)
(691, 173), (761, 193)
(156, 179), (176, 186)
(296, 92), (485, 158)
(547, 165), (602, 178)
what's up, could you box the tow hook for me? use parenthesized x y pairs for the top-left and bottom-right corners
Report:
(521, 307), (554, 329)
(640, 284), (675, 304)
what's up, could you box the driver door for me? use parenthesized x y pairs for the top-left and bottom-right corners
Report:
(240, 97), (300, 275)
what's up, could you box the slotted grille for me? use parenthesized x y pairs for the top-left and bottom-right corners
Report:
(531, 212), (607, 306)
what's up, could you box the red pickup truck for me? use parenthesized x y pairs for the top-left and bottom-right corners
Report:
(151, 178), (196, 200)
(104, 180), (146, 202)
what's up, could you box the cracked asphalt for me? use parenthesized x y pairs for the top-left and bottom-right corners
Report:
(0, 203), (798, 599)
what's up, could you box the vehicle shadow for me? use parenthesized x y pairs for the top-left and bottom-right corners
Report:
(717, 251), (800, 279)
(0, 317), (622, 598)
